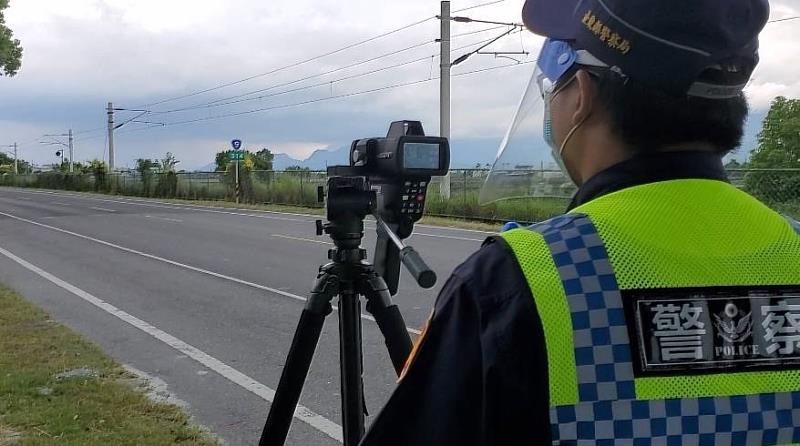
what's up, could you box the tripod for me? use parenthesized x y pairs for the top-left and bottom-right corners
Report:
(259, 208), (432, 446)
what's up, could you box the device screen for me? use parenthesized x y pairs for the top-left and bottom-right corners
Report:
(403, 143), (440, 170)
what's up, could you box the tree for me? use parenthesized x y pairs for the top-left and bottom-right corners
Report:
(136, 158), (157, 196)
(0, 0), (22, 76)
(0, 152), (11, 164)
(78, 159), (109, 191)
(157, 152), (179, 197)
(215, 150), (232, 171)
(744, 96), (800, 203)
(0, 152), (30, 173)
(55, 159), (72, 172)
(748, 97), (800, 169)
(83, 159), (107, 175)
(285, 165), (310, 171)
(160, 152), (180, 173)
(250, 148), (274, 171)
(135, 158), (157, 174)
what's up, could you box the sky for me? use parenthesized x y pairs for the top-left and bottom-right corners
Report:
(0, 0), (798, 170)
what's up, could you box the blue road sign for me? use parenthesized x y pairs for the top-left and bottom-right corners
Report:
(231, 139), (242, 151)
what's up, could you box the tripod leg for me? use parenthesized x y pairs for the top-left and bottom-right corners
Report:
(259, 270), (337, 446)
(361, 272), (413, 376)
(338, 284), (365, 446)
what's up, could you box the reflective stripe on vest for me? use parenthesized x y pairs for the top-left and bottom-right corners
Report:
(501, 180), (800, 445)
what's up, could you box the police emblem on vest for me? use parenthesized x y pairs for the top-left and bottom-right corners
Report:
(628, 289), (800, 375)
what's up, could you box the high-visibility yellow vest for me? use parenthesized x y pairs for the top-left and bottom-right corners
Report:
(501, 179), (800, 445)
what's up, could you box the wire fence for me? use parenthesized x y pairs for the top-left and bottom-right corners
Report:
(1, 168), (798, 222)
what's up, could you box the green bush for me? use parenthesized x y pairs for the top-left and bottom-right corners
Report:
(3, 168), (798, 222)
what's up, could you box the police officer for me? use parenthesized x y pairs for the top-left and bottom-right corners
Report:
(360, 0), (800, 444)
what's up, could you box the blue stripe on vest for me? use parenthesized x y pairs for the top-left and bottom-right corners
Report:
(528, 214), (635, 403)
(787, 216), (800, 236)
(550, 393), (800, 445)
(524, 215), (800, 445)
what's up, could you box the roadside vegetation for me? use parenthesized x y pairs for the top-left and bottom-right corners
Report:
(0, 286), (218, 446)
(2, 97), (798, 223)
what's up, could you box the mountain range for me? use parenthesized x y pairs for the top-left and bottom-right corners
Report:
(269, 138), (551, 171)
(194, 110), (764, 172)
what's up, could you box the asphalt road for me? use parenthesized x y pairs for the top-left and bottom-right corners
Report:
(0, 187), (492, 445)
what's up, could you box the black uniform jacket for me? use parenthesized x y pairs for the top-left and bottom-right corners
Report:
(359, 151), (728, 446)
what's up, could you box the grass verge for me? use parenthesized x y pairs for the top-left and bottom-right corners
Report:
(0, 285), (218, 446)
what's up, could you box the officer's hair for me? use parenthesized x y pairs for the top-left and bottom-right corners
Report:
(586, 67), (749, 155)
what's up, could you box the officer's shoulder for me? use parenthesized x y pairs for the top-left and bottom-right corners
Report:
(452, 235), (512, 277)
(441, 235), (529, 306)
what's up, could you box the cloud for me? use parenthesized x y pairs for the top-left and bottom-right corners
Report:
(744, 1), (800, 109)
(0, 0), (797, 170)
(1, 0), (537, 168)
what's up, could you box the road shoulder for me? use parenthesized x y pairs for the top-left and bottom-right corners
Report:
(0, 285), (219, 445)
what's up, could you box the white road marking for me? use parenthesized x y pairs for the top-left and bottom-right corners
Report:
(0, 210), (422, 336)
(5, 189), (494, 239)
(272, 234), (332, 245)
(18, 197), (31, 201)
(52, 202), (70, 206)
(144, 215), (184, 223)
(411, 233), (484, 242)
(11, 190), (307, 223)
(0, 245), (343, 443)
(89, 206), (117, 213)
(415, 223), (495, 234)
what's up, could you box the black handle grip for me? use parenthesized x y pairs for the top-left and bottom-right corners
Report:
(399, 246), (437, 288)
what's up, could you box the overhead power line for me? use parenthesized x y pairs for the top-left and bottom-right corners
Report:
(767, 16), (799, 23)
(138, 16), (437, 108)
(194, 25), (509, 107)
(451, 24), (507, 38)
(74, 133), (107, 143)
(72, 127), (106, 135)
(452, 26), (524, 66)
(116, 60), (532, 132)
(453, 0), (506, 13)
(152, 56), (436, 114)
(124, 13), (793, 117)
(133, 7), (508, 112)
(146, 31), (519, 115)
(137, 26), (511, 114)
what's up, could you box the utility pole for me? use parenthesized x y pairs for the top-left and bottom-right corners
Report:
(68, 129), (74, 173)
(439, 1), (452, 199)
(108, 102), (115, 171)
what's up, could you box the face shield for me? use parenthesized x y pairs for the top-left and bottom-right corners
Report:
(478, 39), (608, 205)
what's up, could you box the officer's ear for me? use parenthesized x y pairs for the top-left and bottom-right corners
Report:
(571, 69), (597, 127)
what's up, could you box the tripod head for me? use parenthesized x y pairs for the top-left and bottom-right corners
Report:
(316, 176), (372, 252)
